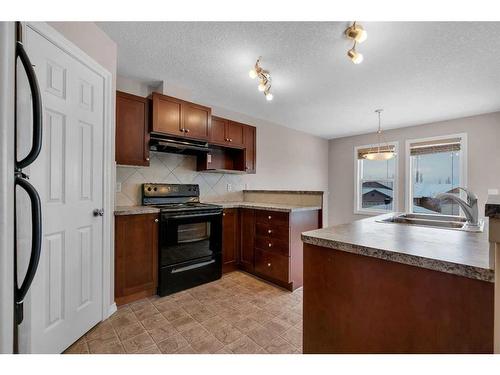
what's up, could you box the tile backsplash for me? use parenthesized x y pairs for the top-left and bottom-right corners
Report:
(115, 152), (246, 206)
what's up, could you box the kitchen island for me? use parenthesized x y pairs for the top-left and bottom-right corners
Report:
(301, 214), (495, 353)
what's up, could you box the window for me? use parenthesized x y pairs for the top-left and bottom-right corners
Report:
(406, 134), (467, 216)
(354, 142), (398, 214)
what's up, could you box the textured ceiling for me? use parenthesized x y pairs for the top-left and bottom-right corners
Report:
(98, 22), (500, 139)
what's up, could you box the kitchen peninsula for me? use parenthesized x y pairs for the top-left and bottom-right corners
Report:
(301, 214), (495, 354)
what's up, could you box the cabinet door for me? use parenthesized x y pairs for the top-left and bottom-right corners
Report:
(210, 116), (228, 145)
(115, 91), (150, 166)
(226, 121), (245, 147)
(152, 92), (184, 137)
(243, 125), (256, 173)
(222, 209), (239, 273)
(239, 208), (255, 272)
(115, 213), (159, 305)
(183, 102), (211, 140)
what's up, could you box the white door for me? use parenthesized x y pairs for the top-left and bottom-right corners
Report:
(18, 24), (105, 353)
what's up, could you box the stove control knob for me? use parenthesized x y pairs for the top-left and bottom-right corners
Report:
(153, 187), (158, 191)
(147, 187), (152, 192)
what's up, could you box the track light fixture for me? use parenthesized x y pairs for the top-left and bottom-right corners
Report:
(249, 57), (273, 101)
(345, 21), (367, 64)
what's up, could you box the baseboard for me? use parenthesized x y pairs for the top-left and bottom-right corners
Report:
(106, 302), (117, 319)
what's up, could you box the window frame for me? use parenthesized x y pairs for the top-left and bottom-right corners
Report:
(405, 133), (468, 215)
(354, 141), (399, 216)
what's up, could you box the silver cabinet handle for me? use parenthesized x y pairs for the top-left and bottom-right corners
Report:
(93, 209), (104, 217)
(180, 128), (185, 132)
(268, 243), (272, 248)
(154, 218), (159, 223)
(267, 263), (271, 267)
(268, 215), (272, 219)
(145, 157), (150, 161)
(268, 229), (272, 234)
(185, 129), (190, 133)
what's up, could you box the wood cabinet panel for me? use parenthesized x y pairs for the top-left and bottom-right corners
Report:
(255, 235), (290, 256)
(222, 209), (239, 273)
(115, 213), (159, 305)
(183, 102), (210, 140)
(115, 91), (149, 166)
(243, 125), (256, 173)
(239, 208), (255, 272)
(255, 248), (289, 284)
(210, 116), (227, 145)
(226, 121), (244, 147)
(152, 93), (184, 136)
(255, 222), (290, 241)
(255, 210), (289, 227)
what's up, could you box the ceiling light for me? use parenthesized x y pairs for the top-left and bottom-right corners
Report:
(345, 21), (367, 43)
(363, 109), (395, 161)
(347, 46), (364, 64)
(345, 22), (366, 64)
(249, 57), (274, 101)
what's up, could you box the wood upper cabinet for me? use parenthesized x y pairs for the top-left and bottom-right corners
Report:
(222, 209), (239, 273)
(115, 91), (150, 166)
(209, 116), (244, 147)
(183, 102), (211, 140)
(115, 213), (159, 305)
(151, 92), (210, 140)
(243, 125), (256, 174)
(239, 208), (255, 272)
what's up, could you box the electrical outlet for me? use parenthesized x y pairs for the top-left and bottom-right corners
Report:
(116, 182), (121, 193)
(227, 183), (232, 192)
(244, 183), (249, 190)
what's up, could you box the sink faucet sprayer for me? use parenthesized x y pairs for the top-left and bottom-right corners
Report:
(435, 187), (480, 230)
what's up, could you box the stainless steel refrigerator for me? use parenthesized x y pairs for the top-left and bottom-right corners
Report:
(0, 21), (43, 354)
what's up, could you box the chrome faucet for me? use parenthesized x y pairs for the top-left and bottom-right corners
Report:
(435, 187), (480, 229)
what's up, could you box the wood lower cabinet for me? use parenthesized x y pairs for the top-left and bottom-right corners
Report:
(239, 208), (256, 272)
(115, 213), (159, 305)
(151, 92), (211, 140)
(115, 91), (150, 166)
(222, 209), (239, 273)
(221, 207), (321, 290)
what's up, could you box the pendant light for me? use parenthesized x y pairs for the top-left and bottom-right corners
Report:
(345, 21), (367, 64)
(363, 109), (395, 161)
(249, 57), (274, 101)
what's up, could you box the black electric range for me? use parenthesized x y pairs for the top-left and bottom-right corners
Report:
(142, 183), (223, 296)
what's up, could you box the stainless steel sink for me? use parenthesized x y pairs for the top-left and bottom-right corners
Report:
(376, 213), (484, 232)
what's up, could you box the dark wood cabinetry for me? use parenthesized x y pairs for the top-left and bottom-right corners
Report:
(209, 117), (244, 147)
(239, 208), (256, 272)
(222, 209), (239, 273)
(115, 91), (150, 166)
(151, 92), (211, 140)
(115, 213), (159, 305)
(221, 207), (321, 290)
(243, 125), (256, 174)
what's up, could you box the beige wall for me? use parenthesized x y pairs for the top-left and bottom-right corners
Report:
(329, 112), (500, 225)
(116, 76), (329, 224)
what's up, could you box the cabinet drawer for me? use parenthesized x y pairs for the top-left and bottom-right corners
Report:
(255, 248), (289, 284)
(255, 222), (289, 241)
(255, 210), (289, 227)
(255, 234), (289, 256)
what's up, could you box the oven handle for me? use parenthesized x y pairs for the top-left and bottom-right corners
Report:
(164, 212), (222, 220)
(172, 259), (216, 273)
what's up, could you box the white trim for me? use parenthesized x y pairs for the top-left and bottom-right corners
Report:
(24, 22), (115, 323)
(353, 141), (399, 216)
(405, 132), (468, 215)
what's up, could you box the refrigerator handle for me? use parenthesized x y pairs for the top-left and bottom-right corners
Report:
(14, 176), (42, 324)
(15, 40), (42, 170)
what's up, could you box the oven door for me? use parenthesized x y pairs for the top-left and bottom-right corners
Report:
(160, 210), (222, 267)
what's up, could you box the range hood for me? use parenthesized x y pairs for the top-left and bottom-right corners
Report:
(150, 134), (209, 155)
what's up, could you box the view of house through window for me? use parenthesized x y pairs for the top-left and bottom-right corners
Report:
(356, 143), (397, 213)
(408, 136), (465, 215)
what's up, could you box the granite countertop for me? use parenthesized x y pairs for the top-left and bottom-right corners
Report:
(301, 213), (494, 282)
(114, 206), (161, 216)
(243, 190), (324, 195)
(205, 201), (322, 212)
(485, 194), (500, 219)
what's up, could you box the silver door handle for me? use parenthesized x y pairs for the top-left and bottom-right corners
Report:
(93, 209), (104, 217)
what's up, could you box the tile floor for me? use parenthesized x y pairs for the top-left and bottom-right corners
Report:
(64, 271), (303, 354)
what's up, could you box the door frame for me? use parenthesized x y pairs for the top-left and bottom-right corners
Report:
(24, 22), (116, 324)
